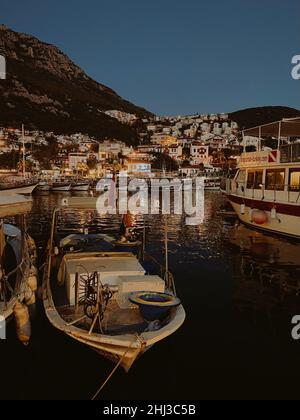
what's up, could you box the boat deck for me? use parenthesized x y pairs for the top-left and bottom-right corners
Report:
(56, 300), (148, 335)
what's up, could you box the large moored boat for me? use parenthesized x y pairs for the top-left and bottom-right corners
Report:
(225, 117), (300, 240)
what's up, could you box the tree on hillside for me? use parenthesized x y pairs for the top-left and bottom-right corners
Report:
(150, 152), (179, 171)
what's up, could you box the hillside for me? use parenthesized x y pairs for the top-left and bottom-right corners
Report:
(0, 24), (152, 144)
(230, 106), (300, 130)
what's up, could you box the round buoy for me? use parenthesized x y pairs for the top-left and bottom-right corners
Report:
(14, 302), (31, 345)
(252, 210), (268, 225)
(271, 207), (277, 220)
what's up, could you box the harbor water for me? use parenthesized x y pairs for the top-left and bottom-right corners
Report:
(1, 191), (300, 400)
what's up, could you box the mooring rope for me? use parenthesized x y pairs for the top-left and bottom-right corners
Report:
(91, 334), (140, 400)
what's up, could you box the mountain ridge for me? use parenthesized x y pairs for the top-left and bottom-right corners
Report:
(229, 106), (300, 131)
(0, 24), (152, 144)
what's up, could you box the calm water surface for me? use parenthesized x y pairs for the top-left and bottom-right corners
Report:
(2, 191), (300, 400)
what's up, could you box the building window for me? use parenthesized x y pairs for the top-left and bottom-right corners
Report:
(289, 169), (300, 192)
(266, 169), (285, 191)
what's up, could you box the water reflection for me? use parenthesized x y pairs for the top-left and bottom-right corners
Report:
(2, 190), (300, 400)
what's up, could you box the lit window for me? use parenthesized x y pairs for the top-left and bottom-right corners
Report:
(289, 169), (300, 192)
(266, 169), (285, 191)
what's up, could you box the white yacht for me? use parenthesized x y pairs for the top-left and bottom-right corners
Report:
(225, 117), (300, 239)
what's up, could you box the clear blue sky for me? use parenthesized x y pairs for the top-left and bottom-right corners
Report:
(1, 0), (299, 115)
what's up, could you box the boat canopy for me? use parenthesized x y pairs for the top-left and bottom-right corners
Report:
(242, 117), (300, 138)
(0, 195), (32, 218)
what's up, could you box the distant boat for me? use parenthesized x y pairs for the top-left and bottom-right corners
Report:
(0, 181), (38, 196)
(43, 197), (185, 371)
(71, 181), (90, 191)
(36, 181), (50, 192)
(51, 182), (72, 192)
(204, 176), (221, 191)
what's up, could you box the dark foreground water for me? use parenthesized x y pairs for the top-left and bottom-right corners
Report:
(2, 191), (300, 400)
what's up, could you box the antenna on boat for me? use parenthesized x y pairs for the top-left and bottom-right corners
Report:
(142, 219), (146, 261)
(277, 120), (282, 150)
(259, 126), (262, 151)
(164, 217), (169, 287)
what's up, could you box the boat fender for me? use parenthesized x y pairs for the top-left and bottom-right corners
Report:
(271, 207), (277, 220)
(27, 267), (38, 292)
(240, 204), (246, 215)
(25, 288), (36, 306)
(27, 236), (37, 260)
(14, 302), (31, 345)
(252, 210), (268, 225)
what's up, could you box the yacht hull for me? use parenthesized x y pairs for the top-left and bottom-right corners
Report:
(229, 194), (300, 240)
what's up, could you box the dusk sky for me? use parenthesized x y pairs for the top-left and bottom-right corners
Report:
(1, 0), (299, 115)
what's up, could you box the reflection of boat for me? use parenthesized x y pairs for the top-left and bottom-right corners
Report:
(51, 182), (72, 192)
(227, 223), (300, 318)
(0, 196), (37, 344)
(43, 197), (185, 371)
(0, 180), (37, 196)
(225, 118), (300, 240)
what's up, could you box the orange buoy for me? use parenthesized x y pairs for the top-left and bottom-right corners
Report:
(27, 266), (38, 292)
(252, 210), (268, 225)
(14, 302), (31, 345)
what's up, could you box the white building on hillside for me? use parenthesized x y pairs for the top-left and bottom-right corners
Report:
(190, 142), (210, 165)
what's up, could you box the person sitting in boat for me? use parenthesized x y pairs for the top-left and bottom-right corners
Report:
(119, 213), (137, 243)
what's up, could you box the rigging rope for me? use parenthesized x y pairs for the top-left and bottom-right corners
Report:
(91, 334), (140, 401)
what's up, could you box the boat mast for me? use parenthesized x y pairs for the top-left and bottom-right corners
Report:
(22, 124), (26, 179)
(164, 217), (169, 286)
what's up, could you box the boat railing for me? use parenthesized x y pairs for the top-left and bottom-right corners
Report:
(240, 182), (300, 204)
(143, 252), (176, 296)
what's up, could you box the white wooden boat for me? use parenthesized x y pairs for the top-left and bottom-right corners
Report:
(71, 182), (90, 191)
(51, 182), (72, 192)
(0, 196), (37, 343)
(225, 118), (300, 240)
(36, 181), (50, 191)
(43, 197), (185, 371)
(0, 182), (37, 196)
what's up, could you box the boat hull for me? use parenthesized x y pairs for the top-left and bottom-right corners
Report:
(228, 194), (300, 240)
(44, 304), (186, 372)
(51, 184), (71, 192)
(71, 184), (90, 191)
(0, 183), (38, 196)
(36, 184), (50, 191)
